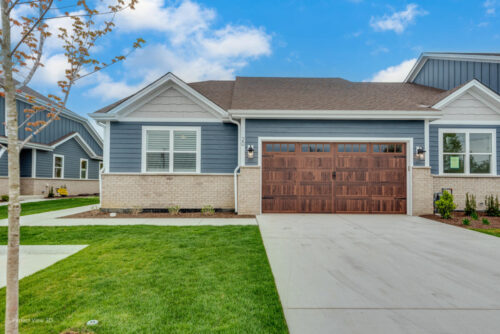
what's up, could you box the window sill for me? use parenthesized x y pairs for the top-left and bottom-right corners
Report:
(434, 174), (499, 178)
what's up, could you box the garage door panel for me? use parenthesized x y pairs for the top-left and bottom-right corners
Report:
(335, 184), (369, 197)
(336, 198), (370, 213)
(262, 198), (298, 213)
(371, 198), (406, 214)
(335, 156), (371, 169)
(300, 198), (333, 213)
(262, 183), (297, 196)
(262, 170), (297, 182)
(336, 171), (369, 182)
(299, 182), (333, 196)
(370, 184), (406, 197)
(262, 141), (407, 214)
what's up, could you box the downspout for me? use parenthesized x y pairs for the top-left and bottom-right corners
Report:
(228, 115), (241, 213)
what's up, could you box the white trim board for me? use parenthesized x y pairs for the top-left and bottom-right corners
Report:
(229, 109), (442, 120)
(256, 136), (414, 216)
(141, 125), (201, 174)
(438, 128), (497, 176)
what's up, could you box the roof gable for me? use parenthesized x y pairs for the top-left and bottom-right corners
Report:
(91, 73), (229, 121)
(432, 79), (500, 112)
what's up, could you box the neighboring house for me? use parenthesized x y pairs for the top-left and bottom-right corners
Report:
(90, 52), (500, 215)
(0, 83), (103, 196)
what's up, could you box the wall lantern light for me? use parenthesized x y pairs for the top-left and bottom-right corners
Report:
(247, 145), (255, 159)
(415, 146), (426, 161)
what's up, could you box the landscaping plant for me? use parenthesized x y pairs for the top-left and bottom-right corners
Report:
(464, 193), (477, 216)
(485, 194), (500, 217)
(462, 218), (470, 226)
(435, 190), (456, 219)
(168, 205), (181, 216)
(482, 218), (490, 225)
(48, 187), (54, 198)
(1, 195), (8, 202)
(201, 205), (216, 216)
(471, 212), (479, 221)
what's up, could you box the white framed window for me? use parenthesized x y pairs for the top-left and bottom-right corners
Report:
(438, 128), (496, 176)
(80, 158), (88, 179)
(141, 126), (201, 173)
(53, 154), (64, 179)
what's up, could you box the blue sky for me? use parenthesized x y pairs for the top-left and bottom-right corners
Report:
(20, 0), (500, 117)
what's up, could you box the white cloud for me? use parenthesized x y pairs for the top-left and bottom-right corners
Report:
(370, 4), (428, 33)
(368, 58), (417, 82)
(30, 54), (69, 86)
(484, 0), (497, 15)
(86, 0), (272, 101)
(86, 73), (143, 100)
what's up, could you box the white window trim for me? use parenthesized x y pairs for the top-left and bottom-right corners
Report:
(438, 128), (497, 176)
(80, 158), (88, 179)
(53, 154), (64, 179)
(141, 126), (201, 173)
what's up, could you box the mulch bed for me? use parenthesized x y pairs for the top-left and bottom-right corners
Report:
(62, 210), (255, 219)
(421, 212), (500, 229)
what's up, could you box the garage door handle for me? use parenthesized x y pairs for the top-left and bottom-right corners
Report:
(332, 171), (336, 179)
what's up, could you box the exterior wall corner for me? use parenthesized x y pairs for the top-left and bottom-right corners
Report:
(237, 166), (261, 215)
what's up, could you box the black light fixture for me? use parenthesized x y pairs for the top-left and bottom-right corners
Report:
(416, 146), (426, 160)
(247, 145), (255, 159)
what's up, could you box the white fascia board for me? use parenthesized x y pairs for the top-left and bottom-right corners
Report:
(0, 137), (53, 151)
(52, 133), (102, 160)
(405, 53), (500, 83)
(0, 147), (5, 158)
(432, 79), (500, 111)
(98, 72), (228, 120)
(15, 93), (104, 149)
(229, 109), (442, 120)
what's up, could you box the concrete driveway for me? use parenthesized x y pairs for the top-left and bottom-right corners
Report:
(258, 214), (500, 334)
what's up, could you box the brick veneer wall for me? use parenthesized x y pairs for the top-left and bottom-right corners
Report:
(412, 167), (434, 215)
(101, 173), (234, 210)
(432, 176), (500, 212)
(237, 166), (261, 215)
(1, 177), (98, 196)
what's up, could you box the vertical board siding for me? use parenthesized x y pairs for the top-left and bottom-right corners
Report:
(0, 97), (103, 156)
(245, 119), (425, 166)
(429, 124), (500, 175)
(110, 121), (238, 173)
(414, 59), (500, 94)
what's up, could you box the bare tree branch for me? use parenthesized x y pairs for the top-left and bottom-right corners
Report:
(9, 0), (54, 57)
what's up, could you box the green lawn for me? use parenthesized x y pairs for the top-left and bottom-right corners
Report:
(474, 229), (500, 238)
(0, 197), (99, 219)
(0, 225), (288, 333)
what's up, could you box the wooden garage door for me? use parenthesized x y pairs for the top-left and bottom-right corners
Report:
(262, 142), (407, 214)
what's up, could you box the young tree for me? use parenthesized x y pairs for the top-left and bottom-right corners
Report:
(0, 1), (143, 332)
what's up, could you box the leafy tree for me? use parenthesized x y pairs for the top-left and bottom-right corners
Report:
(0, 1), (144, 332)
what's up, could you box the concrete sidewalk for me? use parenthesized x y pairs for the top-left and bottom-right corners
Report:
(259, 214), (500, 334)
(0, 245), (87, 288)
(0, 205), (257, 226)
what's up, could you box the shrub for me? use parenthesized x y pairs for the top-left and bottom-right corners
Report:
(462, 218), (470, 226)
(48, 186), (54, 198)
(470, 212), (479, 221)
(201, 205), (215, 216)
(57, 187), (68, 197)
(485, 194), (500, 217)
(435, 190), (456, 219)
(464, 193), (477, 216)
(168, 205), (181, 216)
(1, 195), (8, 202)
(482, 218), (490, 225)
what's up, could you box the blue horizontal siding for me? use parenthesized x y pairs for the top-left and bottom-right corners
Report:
(414, 59), (500, 94)
(0, 150), (7, 177)
(245, 119), (425, 166)
(53, 138), (101, 179)
(110, 122), (238, 173)
(0, 97), (103, 156)
(429, 124), (500, 175)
